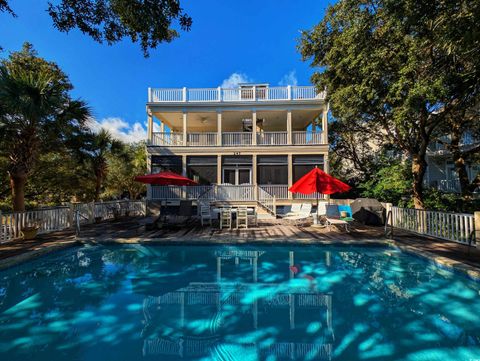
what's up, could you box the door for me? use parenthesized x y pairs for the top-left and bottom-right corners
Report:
(222, 167), (252, 185)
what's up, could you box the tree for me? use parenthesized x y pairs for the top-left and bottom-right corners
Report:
(0, 43), (90, 211)
(104, 142), (147, 199)
(1, 0), (192, 56)
(299, 0), (480, 209)
(79, 129), (123, 201)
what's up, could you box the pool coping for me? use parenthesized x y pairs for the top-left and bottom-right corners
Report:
(1, 234), (480, 282)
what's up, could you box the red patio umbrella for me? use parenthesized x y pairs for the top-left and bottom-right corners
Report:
(134, 171), (198, 186)
(289, 167), (351, 195)
(289, 167), (351, 220)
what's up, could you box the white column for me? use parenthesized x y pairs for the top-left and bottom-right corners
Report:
(217, 111), (222, 146)
(287, 110), (292, 145)
(322, 104), (329, 144)
(182, 155), (187, 177)
(183, 111), (188, 146)
(288, 154), (293, 199)
(252, 111), (257, 145)
(147, 111), (153, 143)
(252, 154), (257, 186)
(217, 155), (222, 184)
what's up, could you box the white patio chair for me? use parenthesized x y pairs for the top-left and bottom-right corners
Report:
(219, 208), (232, 230)
(236, 206), (248, 229)
(280, 203), (302, 218)
(200, 203), (213, 226)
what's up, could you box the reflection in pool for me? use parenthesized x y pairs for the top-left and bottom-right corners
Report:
(0, 245), (479, 360)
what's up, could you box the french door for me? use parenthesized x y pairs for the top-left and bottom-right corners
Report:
(222, 167), (252, 185)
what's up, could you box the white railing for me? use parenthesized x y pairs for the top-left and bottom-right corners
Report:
(151, 186), (183, 200)
(259, 185), (289, 199)
(0, 206), (71, 242)
(222, 132), (252, 146)
(257, 132), (288, 145)
(150, 88), (184, 102)
(0, 200), (146, 242)
(187, 132), (218, 146)
(215, 185), (255, 201)
(151, 132), (184, 146)
(149, 86), (325, 103)
(186, 186), (214, 200)
(438, 180), (461, 193)
(187, 88), (218, 102)
(258, 186), (276, 215)
(292, 131), (324, 145)
(294, 192), (326, 200)
(390, 206), (475, 245)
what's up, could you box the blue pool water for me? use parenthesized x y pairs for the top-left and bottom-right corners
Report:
(0, 245), (480, 361)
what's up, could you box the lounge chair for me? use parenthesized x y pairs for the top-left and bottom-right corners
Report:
(284, 203), (312, 224)
(320, 204), (351, 232)
(280, 203), (302, 218)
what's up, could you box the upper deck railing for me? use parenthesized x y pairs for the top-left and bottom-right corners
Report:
(148, 86), (325, 103)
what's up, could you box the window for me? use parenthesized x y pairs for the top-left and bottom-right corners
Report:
(257, 156), (288, 184)
(187, 156), (217, 185)
(293, 155), (324, 182)
(151, 156), (182, 174)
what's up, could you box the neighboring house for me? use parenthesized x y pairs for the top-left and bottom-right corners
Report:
(145, 84), (328, 215)
(425, 132), (480, 193)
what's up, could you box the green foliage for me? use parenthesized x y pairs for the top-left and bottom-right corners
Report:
(360, 161), (412, 206)
(299, 0), (480, 208)
(104, 142), (147, 199)
(2, 1), (191, 56)
(0, 43), (90, 210)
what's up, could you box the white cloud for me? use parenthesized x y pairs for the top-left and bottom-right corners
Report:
(88, 117), (146, 143)
(220, 72), (252, 88)
(278, 70), (298, 86)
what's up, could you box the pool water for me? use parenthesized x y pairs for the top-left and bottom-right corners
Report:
(0, 245), (480, 361)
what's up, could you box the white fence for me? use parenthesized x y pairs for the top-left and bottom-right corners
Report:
(0, 200), (146, 243)
(292, 131), (325, 145)
(390, 206), (476, 245)
(257, 132), (288, 145)
(259, 185), (289, 199)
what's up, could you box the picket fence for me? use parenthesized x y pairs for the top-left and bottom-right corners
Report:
(0, 200), (146, 243)
(390, 206), (476, 246)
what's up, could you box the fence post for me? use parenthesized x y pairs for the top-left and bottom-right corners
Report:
(384, 203), (393, 238)
(88, 201), (95, 224)
(68, 204), (74, 228)
(475, 211), (480, 247)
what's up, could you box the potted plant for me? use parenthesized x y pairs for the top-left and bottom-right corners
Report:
(21, 222), (40, 240)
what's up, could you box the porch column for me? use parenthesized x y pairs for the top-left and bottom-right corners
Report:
(287, 110), (292, 145)
(147, 111), (153, 143)
(322, 104), (329, 143)
(183, 111), (188, 146)
(324, 153), (330, 202)
(253, 154), (257, 199)
(288, 154), (293, 200)
(160, 120), (165, 133)
(182, 155), (187, 177)
(252, 111), (257, 145)
(217, 155), (222, 184)
(217, 111), (222, 146)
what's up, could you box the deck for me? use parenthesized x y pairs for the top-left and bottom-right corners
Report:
(0, 216), (479, 279)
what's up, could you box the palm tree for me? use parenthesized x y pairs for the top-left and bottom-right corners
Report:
(0, 43), (90, 211)
(82, 129), (124, 201)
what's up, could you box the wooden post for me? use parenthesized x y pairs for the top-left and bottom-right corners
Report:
(68, 203), (74, 228)
(88, 201), (95, 224)
(217, 111), (222, 146)
(322, 104), (329, 144)
(252, 111), (257, 145)
(183, 112), (188, 146)
(475, 211), (480, 247)
(288, 154), (293, 200)
(147, 111), (153, 144)
(217, 155), (222, 184)
(287, 110), (292, 145)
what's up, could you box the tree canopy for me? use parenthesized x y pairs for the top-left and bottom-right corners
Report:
(300, 0), (480, 209)
(1, 0), (192, 56)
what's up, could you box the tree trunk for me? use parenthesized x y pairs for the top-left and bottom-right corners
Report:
(94, 175), (102, 202)
(411, 154), (427, 209)
(9, 173), (27, 211)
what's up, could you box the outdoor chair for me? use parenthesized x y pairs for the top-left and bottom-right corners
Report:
(236, 206), (248, 229)
(200, 203), (213, 226)
(284, 203), (312, 224)
(219, 208), (232, 230)
(320, 204), (352, 232)
(279, 203), (302, 218)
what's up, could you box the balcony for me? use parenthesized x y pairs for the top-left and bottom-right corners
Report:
(149, 131), (326, 147)
(148, 86), (325, 103)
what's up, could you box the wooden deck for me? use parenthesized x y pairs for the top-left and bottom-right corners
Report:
(0, 216), (479, 279)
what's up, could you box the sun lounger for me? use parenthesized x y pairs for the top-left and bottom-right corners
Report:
(284, 203), (312, 224)
(279, 203), (302, 218)
(324, 204), (351, 232)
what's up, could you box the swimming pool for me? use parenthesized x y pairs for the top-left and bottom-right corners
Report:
(0, 244), (479, 360)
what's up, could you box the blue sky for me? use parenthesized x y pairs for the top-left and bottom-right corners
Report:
(0, 0), (329, 141)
